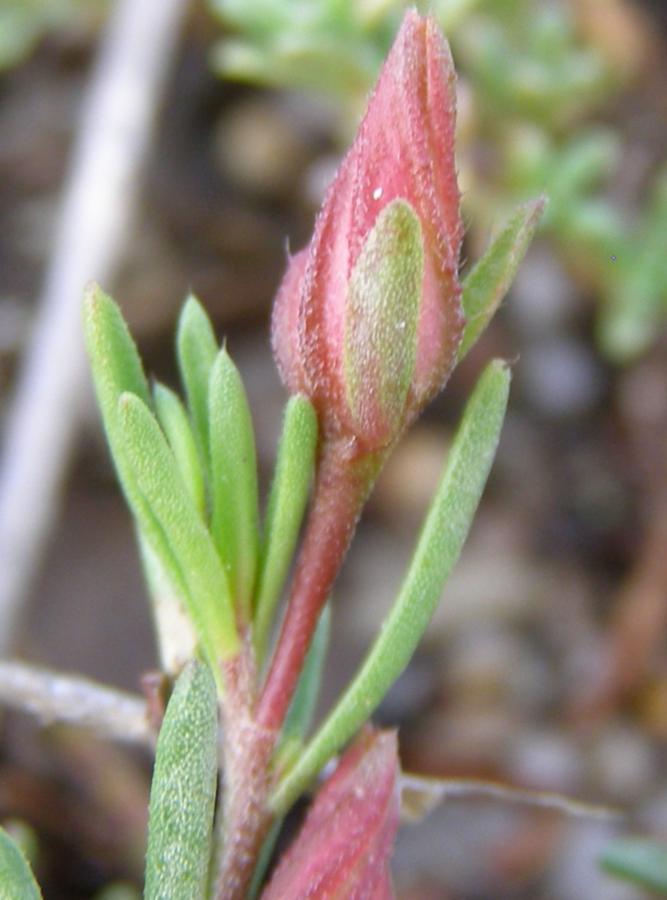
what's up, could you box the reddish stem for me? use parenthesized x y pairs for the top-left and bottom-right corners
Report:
(256, 439), (382, 731)
(214, 638), (276, 899)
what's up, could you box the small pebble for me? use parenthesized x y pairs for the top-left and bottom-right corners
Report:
(446, 626), (552, 711)
(214, 97), (308, 198)
(504, 728), (584, 793)
(588, 724), (658, 803)
(373, 426), (449, 528)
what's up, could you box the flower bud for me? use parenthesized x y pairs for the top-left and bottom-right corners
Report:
(272, 10), (464, 453)
(258, 11), (465, 733)
(261, 729), (399, 899)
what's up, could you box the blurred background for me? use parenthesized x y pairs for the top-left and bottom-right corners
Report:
(0, 0), (666, 897)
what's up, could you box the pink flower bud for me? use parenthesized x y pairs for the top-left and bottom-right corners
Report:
(261, 729), (399, 899)
(272, 10), (464, 453)
(258, 12), (464, 733)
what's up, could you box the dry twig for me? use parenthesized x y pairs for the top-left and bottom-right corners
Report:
(0, 0), (189, 654)
(0, 660), (152, 747)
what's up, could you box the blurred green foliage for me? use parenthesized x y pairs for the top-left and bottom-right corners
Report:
(0, 0), (104, 70)
(601, 838), (667, 894)
(211, 0), (667, 362)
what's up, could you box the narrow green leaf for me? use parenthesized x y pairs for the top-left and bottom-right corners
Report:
(253, 395), (317, 660)
(176, 296), (218, 463)
(119, 392), (238, 665)
(209, 348), (260, 617)
(248, 819), (283, 900)
(271, 360), (511, 815)
(83, 283), (151, 484)
(0, 828), (42, 899)
(0, 821), (37, 868)
(83, 286), (189, 616)
(83, 283), (150, 415)
(153, 382), (206, 517)
(344, 199), (423, 441)
(144, 661), (218, 900)
(458, 197), (546, 361)
(600, 838), (667, 894)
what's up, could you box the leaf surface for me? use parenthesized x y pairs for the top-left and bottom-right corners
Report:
(145, 661), (218, 900)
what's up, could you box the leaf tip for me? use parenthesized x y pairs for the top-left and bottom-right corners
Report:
(179, 293), (209, 330)
(525, 193), (548, 223)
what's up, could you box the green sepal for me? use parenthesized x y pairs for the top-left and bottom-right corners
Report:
(144, 661), (218, 900)
(0, 827), (42, 899)
(118, 392), (238, 666)
(271, 360), (511, 815)
(253, 395), (317, 660)
(209, 347), (260, 618)
(344, 199), (423, 443)
(600, 838), (667, 894)
(176, 296), (218, 464)
(153, 382), (206, 518)
(458, 197), (546, 361)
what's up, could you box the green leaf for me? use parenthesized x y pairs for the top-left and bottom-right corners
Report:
(598, 168), (667, 362)
(209, 348), (260, 617)
(253, 395), (317, 660)
(153, 382), (206, 518)
(271, 360), (511, 815)
(458, 197), (546, 361)
(144, 661), (218, 900)
(248, 818), (283, 900)
(84, 283), (150, 404)
(176, 296), (218, 464)
(0, 828), (42, 899)
(118, 392), (238, 666)
(83, 283), (150, 467)
(344, 199), (423, 442)
(83, 286), (189, 616)
(600, 838), (667, 894)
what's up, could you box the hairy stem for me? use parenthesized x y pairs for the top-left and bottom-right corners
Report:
(214, 644), (277, 900)
(256, 440), (382, 731)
